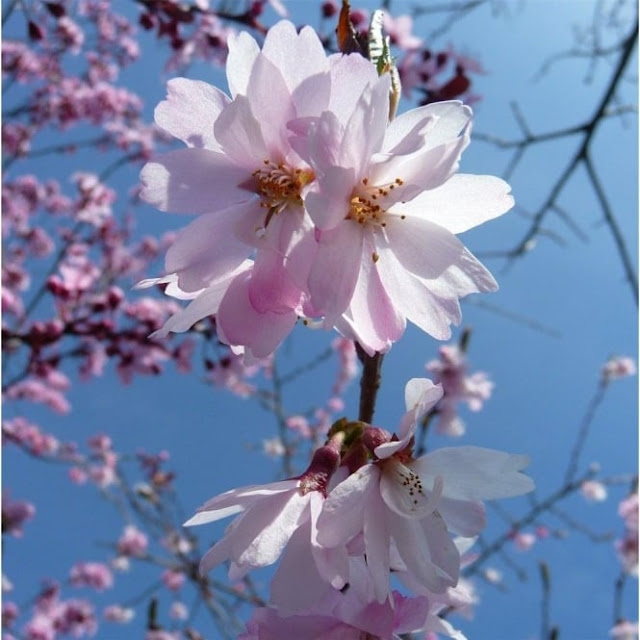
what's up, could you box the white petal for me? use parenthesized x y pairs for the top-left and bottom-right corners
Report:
(226, 30), (260, 98)
(384, 214), (465, 280)
(437, 496), (486, 537)
(413, 446), (535, 501)
(327, 53), (380, 126)
(398, 173), (514, 234)
(375, 241), (460, 340)
(140, 149), (248, 214)
(380, 460), (443, 518)
(165, 208), (248, 292)
(317, 466), (377, 547)
(214, 95), (268, 168)
(155, 78), (230, 149)
(382, 101), (472, 155)
(363, 489), (392, 602)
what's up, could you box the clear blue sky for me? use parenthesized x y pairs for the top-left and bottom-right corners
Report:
(3, 1), (637, 639)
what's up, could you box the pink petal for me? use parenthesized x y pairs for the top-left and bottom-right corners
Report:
(390, 514), (458, 594)
(426, 247), (498, 297)
(246, 54), (296, 157)
(270, 521), (328, 616)
(214, 95), (268, 168)
(380, 461), (443, 518)
(216, 270), (298, 358)
(397, 173), (514, 234)
(140, 149), (248, 214)
(327, 53), (380, 126)
(261, 22), (330, 116)
(189, 479), (299, 522)
(307, 222), (362, 318)
(154, 78), (230, 149)
(151, 279), (230, 338)
(234, 492), (310, 568)
(339, 75), (391, 182)
(338, 234), (406, 351)
(305, 165), (355, 230)
(200, 536), (233, 574)
(165, 208), (249, 292)
(249, 240), (305, 314)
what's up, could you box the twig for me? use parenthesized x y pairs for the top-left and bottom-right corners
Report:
(563, 381), (607, 484)
(355, 344), (384, 423)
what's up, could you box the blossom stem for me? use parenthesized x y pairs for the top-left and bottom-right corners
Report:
(355, 343), (384, 423)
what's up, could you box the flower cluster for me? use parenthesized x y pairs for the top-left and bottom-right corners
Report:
(186, 378), (533, 637)
(140, 19), (514, 359)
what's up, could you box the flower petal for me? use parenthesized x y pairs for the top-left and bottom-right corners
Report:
(216, 270), (298, 359)
(155, 77), (230, 150)
(382, 100), (472, 155)
(396, 173), (514, 234)
(140, 149), (248, 214)
(383, 214), (466, 280)
(437, 496), (486, 537)
(380, 461), (443, 518)
(337, 239), (407, 354)
(165, 207), (249, 292)
(317, 465), (377, 548)
(226, 30), (260, 98)
(305, 164), (355, 230)
(307, 222), (362, 318)
(390, 512), (458, 594)
(363, 489), (392, 602)
(214, 95), (268, 168)
(413, 446), (535, 501)
(246, 53), (296, 157)
(375, 240), (461, 340)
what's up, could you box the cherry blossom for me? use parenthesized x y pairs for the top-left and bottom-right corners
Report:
(185, 438), (346, 585)
(300, 86), (514, 353)
(426, 343), (493, 436)
(317, 379), (533, 601)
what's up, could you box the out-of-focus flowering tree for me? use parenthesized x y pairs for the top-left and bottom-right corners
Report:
(2, 1), (637, 639)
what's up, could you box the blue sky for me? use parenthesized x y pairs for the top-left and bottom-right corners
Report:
(3, 1), (638, 639)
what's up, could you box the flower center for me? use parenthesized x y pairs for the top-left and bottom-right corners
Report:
(251, 160), (314, 233)
(347, 176), (405, 227)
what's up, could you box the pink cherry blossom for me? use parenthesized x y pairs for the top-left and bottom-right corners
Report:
(185, 439), (346, 588)
(161, 569), (185, 591)
(383, 13), (423, 51)
(116, 525), (148, 557)
(512, 531), (537, 551)
(140, 20), (332, 309)
(426, 343), (493, 436)
(69, 562), (114, 591)
(301, 87), (514, 353)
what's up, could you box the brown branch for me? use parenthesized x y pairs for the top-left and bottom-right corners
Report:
(355, 344), (384, 423)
